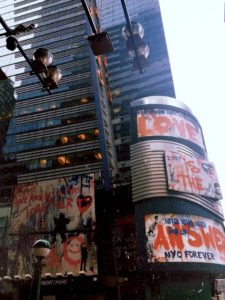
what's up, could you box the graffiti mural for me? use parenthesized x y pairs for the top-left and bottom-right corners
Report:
(8, 174), (97, 276)
(145, 214), (225, 265)
(8, 174), (97, 277)
(165, 151), (222, 200)
(8, 232), (97, 277)
(10, 174), (95, 234)
(47, 233), (97, 275)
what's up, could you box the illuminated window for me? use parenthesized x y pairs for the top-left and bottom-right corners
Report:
(94, 152), (102, 160)
(57, 156), (66, 165)
(80, 97), (89, 104)
(57, 156), (72, 166)
(39, 159), (47, 168)
(94, 129), (99, 136)
(77, 133), (87, 140)
(60, 136), (69, 144)
(113, 105), (121, 114)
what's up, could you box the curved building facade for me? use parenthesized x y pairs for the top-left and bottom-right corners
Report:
(130, 96), (224, 298)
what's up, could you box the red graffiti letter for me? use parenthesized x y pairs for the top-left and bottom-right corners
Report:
(186, 123), (197, 143)
(154, 224), (169, 250)
(188, 228), (202, 247)
(200, 226), (216, 250)
(212, 227), (225, 254)
(167, 225), (184, 250)
(154, 116), (173, 135)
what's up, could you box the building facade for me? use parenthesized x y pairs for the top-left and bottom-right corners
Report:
(130, 96), (224, 299)
(0, 68), (15, 284)
(0, 0), (224, 299)
(0, 0), (117, 298)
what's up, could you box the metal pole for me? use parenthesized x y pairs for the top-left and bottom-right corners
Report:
(120, 0), (143, 74)
(34, 257), (43, 300)
(0, 15), (12, 35)
(80, 0), (97, 34)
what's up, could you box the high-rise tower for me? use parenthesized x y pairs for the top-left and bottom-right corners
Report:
(0, 0), (117, 296)
(0, 0), (224, 299)
(1, 0), (117, 188)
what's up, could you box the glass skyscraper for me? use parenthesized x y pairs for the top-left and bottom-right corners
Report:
(1, 0), (117, 188)
(0, 0), (224, 299)
(0, 0), (174, 193)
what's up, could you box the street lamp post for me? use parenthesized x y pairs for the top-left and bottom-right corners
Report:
(0, 15), (62, 94)
(32, 239), (51, 300)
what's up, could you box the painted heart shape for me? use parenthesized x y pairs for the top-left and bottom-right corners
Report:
(77, 195), (93, 214)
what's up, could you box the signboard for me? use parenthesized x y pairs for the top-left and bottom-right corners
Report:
(8, 232), (97, 277)
(136, 108), (205, 148)
(10, 174), (95, 234)
(145, 214), (225, 265)
(165, 151), (222, 200)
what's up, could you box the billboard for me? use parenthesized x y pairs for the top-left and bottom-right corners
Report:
(8, 174), (97, 277)
(10, 174), (95, 234)
(145, 214), (225, 265)
(136, 108), (205, 148)
(165, 151), (222, 200)
(7, 232), (97, 277)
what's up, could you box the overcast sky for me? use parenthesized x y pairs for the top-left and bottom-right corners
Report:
(159, 0), (225, 210)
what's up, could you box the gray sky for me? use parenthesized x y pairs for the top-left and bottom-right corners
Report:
(160, 0), (225, 210)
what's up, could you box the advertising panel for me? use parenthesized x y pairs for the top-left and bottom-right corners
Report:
(10, 174), (95, 234)
(165, 151), (222, 200)
(145, 214), (225, 265)
(7, 232), (97, 277)
(136, 108), (205, 148)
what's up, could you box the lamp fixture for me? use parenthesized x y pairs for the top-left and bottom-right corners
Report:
(0, 15), (62, 94)
(32, 239), (50, 300)
(32, 239), (51, 259)
(122, 21), (150, 70)
(80, 0), (113, 56)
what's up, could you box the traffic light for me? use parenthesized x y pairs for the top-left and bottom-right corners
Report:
(6, 35), (18, 51)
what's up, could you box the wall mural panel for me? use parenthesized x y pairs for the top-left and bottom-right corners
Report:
(10, 174), (95, 234)
(165, 151), (222, 200)
(7, 174), (97, 277)
(8, 232), (97, 277)
(145, 214), (225, 265)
